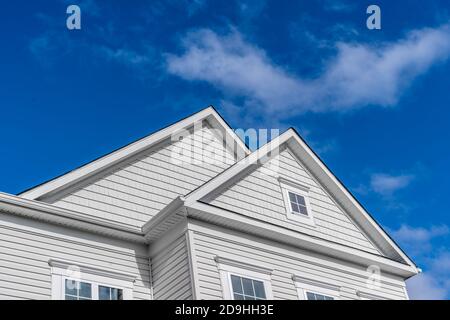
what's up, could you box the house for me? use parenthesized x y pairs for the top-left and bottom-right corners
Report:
(0, 106), (419, 300)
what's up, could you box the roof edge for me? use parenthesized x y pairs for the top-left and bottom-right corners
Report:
(182, 128), (418, 271)
(18, 106), (250, 201)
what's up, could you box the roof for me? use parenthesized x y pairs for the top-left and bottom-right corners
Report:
(10, 105), (418, 277)
(180, 128), (418, 271)
(18, 106), (250, 201)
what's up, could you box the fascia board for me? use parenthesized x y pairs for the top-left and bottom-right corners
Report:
(287, 133), (418, 270)
(183, 126), (417, 272)
(184, 130), (293, 206)
(0, 192), (146, 243)
(19, 107), (249, 201)
(185, 201), (418, 279)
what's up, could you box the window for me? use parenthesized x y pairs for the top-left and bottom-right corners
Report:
(288, 191), (308, 216)
(99, 285), (123, 300)
(64, 279), (92, 300)
(230, 275), (266, 300)
(49, 259), (135, 300)
(215, 256), (274, 300)
(305, 292), (334, 300)
(279, 178), (315, 226)
(293, 275), (340, 300)
(63, 279), (124, 300)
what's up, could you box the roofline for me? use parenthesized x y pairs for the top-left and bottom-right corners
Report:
(18, 105), (250, 200)
(0, 192), (146, 243)
(288, 127), (418, 274)
(140, 195), (418, 278)
(183, 128), (418, 271)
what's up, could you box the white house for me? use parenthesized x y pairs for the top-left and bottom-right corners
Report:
(0, 106), (418, 300)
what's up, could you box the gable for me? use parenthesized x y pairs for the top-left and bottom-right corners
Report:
(207, 146), (381, 255)
(45, 123), (237, 228)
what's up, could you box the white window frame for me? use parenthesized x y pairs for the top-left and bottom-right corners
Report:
(279, 177), (315, 226)
(49, 259), (136, 300)
(293, 275), (340, 300)
(215, 256), (274, 300)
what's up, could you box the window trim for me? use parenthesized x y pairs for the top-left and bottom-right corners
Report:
(293, 275), (340, 300)
(215, 256), (274, 300)
(49, 259), (135, 300)
(278, 178), (315, 226)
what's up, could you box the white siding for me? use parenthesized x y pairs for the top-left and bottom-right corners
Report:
(151, 234), (192, 300)
(209, 147), (380, 254)
(0, 212), (151, 300)
(50, 124), (236, 228)
(190, 222), (408, 300)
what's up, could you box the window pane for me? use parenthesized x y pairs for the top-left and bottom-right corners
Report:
(111, 288), (123, 300)
(234, 293), (244, 300)
(289, 192), (297, 202)
(242, 278), (254, 296)
(295, 195), (306, 206)
(79, 282), (92, 298)
(99, 286), (111, 300)
(65, 295), (77, 300)
(291, 203), (300, 213)
(65, 279), (78, 296)
(99, 286), (123, 300)
(231, 275), (243, 294)
(306, 292), (316, 300)
(244, 296), (255, 300)
(253, 280), (266, 299)
(298, 205), (308, 216)
(306, 291), (333, 300)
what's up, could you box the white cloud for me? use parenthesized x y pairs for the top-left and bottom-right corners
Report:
(370, 173), (414, 196)
(166, 25), (450, 120)
(98, 46), (152, 66)
(407, 273), (448, 300)
(390, 224), (450, 299)
(392, 224), (449, 244)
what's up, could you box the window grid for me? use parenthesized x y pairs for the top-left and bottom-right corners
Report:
(99, 285), (123, 300)
(288, 191), (308, 216)
(230, 275), (266, 300)
(305, 291), (334, 300)
(64, 279), (92, 300)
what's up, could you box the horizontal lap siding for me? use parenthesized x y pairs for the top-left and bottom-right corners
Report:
(191, 226), (408, 300)
(0, 213), (151, 300)
(210, 148), (380, 254)
(151, 234), (192, 300)
(52, 125), (235, 228)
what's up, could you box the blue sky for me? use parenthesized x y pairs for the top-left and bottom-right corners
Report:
(1, 0), (449, 299)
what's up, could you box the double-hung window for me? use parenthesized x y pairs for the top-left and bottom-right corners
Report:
(215, 256), (273, 300)
(49, 259), (135, 300)
(63, 279), (124, 300)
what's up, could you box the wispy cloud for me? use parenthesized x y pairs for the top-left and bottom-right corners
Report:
(370, 173), (415, 196)
(323, 0), (355, 12)
(166, 24), (450, 121)
(389, 224), (450, 299)
(97, 46), (153, 67)
(390, 224), (448, 253)
(407, 273), (448, 300)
